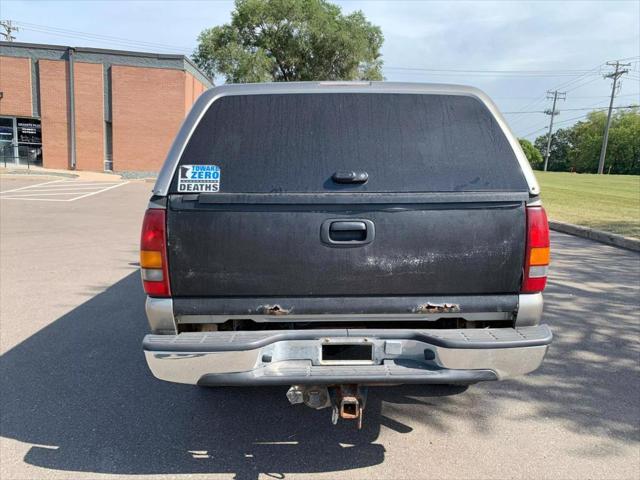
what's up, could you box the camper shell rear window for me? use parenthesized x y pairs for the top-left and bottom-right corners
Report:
(170, 93), (527, 193)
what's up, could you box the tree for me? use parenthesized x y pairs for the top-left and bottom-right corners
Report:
(519, 138), (544, 170)
(606, 109), (640, 174)
(193, 0), (384, 83)
(534, 128), (574, 172)
(533, 109), (639, 174)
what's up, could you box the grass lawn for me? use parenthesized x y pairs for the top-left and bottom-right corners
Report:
(535, 171), (640, 238)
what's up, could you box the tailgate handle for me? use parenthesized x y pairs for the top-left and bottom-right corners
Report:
(332, 171), (368, 184)
(321, 219), (375, 246)
(330, 221), (366, 232)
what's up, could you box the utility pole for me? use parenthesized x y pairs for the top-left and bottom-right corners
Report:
(543, 90), (566, 171)
(597, 61), (630, 174)
(0, 20), (19, 42)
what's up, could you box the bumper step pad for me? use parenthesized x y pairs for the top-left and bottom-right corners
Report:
(144, 325), (552, 352)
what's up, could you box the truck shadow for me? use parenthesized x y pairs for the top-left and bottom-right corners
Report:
(0, 271), (468, 478)
(1, 232), (638, 477)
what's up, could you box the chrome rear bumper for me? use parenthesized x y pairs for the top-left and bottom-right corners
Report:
(143, 325), (552, 386)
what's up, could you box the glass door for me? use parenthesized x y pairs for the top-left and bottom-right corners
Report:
(17, 118), (43, 166)
(0, 117), (17, 166)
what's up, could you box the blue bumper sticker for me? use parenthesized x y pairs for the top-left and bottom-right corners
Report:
(177, 165), (220, 192)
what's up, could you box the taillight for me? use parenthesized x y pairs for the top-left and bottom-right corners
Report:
(522, 206), (550, 293)
(140, 209), (171, 297)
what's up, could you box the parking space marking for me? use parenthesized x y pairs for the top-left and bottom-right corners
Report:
(0, 180), (66, 194)
(1, 192), (93, 196)
(68, 182), (131, 201)
(0, 180), (129, 202)
(28, 182), (124, 187)
(0, 196), (74, 202)
(9, 185), (123, 193)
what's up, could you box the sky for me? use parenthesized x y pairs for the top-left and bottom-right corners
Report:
(1, 0), (639, 140)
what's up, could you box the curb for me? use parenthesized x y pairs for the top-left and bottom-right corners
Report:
(0, 167), (124, 182)
(0, 170), (78, 179)
(549, 220), (640, 252)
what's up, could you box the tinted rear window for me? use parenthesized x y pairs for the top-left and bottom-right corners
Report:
(171, 93), (527, 193)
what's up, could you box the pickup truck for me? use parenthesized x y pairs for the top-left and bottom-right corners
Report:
(140, 82), (552, 428)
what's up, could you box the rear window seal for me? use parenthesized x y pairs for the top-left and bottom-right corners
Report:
(192, 191), (530, 204)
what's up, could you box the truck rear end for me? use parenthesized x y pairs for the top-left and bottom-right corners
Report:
(140, 82), (551, 427)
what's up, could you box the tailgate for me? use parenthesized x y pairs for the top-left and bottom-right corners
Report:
(167, 194), (526, 297)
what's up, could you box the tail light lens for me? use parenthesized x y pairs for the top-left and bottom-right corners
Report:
(522, 206), (550, 293)
(140, 209), (171, 297)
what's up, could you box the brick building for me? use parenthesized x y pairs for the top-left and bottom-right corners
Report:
(0, 41), (212, 172)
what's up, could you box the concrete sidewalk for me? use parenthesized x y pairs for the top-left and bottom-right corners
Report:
(0, 165), (125, 182)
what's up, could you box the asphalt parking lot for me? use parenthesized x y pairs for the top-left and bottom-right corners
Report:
(0, 178), (129, 202)
(1, 175), (639, 480)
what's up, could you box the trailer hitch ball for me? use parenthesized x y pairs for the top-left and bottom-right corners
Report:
(304, 387), (330, 409)
(287, 384), (367, 428)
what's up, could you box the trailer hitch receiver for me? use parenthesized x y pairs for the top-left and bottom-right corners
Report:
(286, 384), (368, 428)
(330, 384), (368, 429)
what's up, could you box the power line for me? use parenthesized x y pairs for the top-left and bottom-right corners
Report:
(574, 93), (639, 99)
(520, 112), (593, 139)
(563, 75), (603, 93)
(12, 21), (194, 54)
(385, 65), (595, 76)
(519, 104), (637, 140)
(521, 126), (549, 138)
(503, 104), (638, 114)
(14, 21), (194, 51)
(502, 111), (547, 115)
(384, 68), (594, 78)
(15, 26), (193, 54)
(16, 28), (194, 55)
(553, 113), (593, 126)
(546, 63), (605, 91)
(481, 59), (636, 140)
(495, 93), (639, 100)
(509, 60), (635, 136)
(386, 65), (596, 73)
(507, 62), (608, 129)
(505, 93), (556, 126)
(510, 75), (602, 131)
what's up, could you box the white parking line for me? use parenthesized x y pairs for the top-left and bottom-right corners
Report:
(7, 186), (122, 193)
(31, 182), (123, 187)
(0, 180), (65, 194)
(0, 180), (129, 202)
(1, 192), (88, 197)
(69, 182), (129, 201)
(0, 197), (72, 202)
